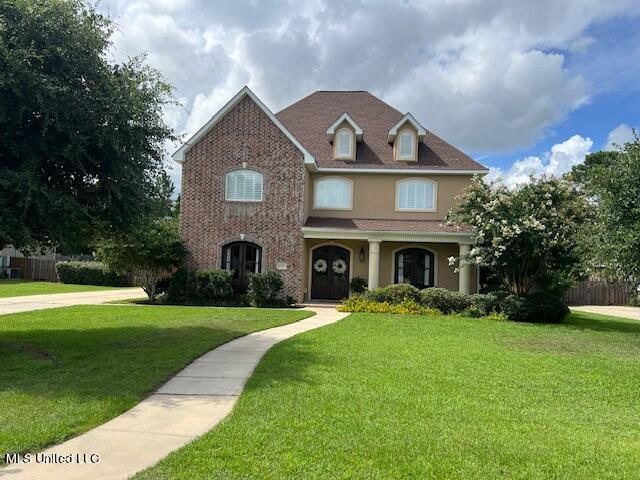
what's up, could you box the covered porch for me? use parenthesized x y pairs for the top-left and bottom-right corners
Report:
(302, 218), (477, 302)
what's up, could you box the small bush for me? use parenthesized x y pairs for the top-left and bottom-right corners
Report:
(460, 305), (485, 318)
(56, 261), (130, 286)
(249, 271), (285, 307)
(469, 293), (501, 316)
(349, 277), (368, 295)
(338, 296), (440, 315)
(364, 284), (420, 304)
(526, 292), (570, 323)
(419, 288), (471, 314)
(165, 268), (189, 304)
(480, 312), (509, 322)
(186, 269), (233, 305)
(499, 295), (535, 322)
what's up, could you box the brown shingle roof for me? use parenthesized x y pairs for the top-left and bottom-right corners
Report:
(276, 91), (487, 171)
(304, 217), (472, 233)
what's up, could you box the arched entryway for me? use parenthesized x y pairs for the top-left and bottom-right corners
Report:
(221, 241), (262, 292)
(394, 247), (435, 290)
(310, 245), (351, 300)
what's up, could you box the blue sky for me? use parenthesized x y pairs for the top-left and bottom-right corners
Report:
(100, 0), (640, 189)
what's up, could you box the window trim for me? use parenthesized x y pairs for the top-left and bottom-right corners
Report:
(313, 176), (354, 211)
(391, 245), (438, 288)
(224, 169), (264, 203)
(395, 178), (437, 212)
(396, 128), (417, 161)
(334, 127), (355, 160)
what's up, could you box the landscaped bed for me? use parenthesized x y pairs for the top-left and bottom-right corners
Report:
(136, 311), (640, 480)
(0, 305), (313, 460)
(0, 279), (124, 298)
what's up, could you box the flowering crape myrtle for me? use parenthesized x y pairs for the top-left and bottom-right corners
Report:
(446, 176), (589, 295)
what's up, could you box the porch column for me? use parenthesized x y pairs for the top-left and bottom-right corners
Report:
(458, 243), (471, 294)
(368, 239), (381, 290)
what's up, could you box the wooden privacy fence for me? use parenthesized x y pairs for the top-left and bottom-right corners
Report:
(564, 280), (632, 306)
(9, 257), (58, 282)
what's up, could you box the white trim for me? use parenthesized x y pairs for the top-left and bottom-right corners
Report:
(312, 176), (353, 210)
(335, 128), (355, 159)
(390, 244), (438, 288)
(302, 227), (474, 244)
(307, 242), (354, 301)
(387, 113), (426, 142)
(314, 167), (489, 175)
(395, 178), (437, 212)
(326, 113), (363, 142)
(397, 129), (416, 160)
(172, 86), (316, 167)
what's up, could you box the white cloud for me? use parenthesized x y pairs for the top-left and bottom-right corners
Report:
(96, 0), (640, 192)
(604, 123), (636, 150)
(487, 135), (593, 187)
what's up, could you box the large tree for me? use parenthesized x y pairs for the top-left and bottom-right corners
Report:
(447, 176), (590, 295)
(0, 0), (176, 252)
(569, 134), (640, 287)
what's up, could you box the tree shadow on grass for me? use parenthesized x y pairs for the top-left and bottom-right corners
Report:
(563, 311), (640, 334)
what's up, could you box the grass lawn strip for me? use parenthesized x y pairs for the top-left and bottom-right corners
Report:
(0, 280), (124, 298)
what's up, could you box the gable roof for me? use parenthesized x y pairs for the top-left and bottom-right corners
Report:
(387, 112), (426, 142)
(276, 91), (488, 173)
(326, 112), (364, 141)
(172, 86), (316, 165)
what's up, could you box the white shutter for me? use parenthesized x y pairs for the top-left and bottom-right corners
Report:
(225, 170), (263, 201)
(314, 178), (352, 209)
(397, 180), (435, 210)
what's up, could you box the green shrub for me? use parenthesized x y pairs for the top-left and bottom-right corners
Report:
(249, 271), (286, 307)
(499, 295), (535, 322)
(526, 292), (570, 323)
(469, 293), (501, 316)
(460, 305), (485, 318)
(480, 312), (509, 322)
(419, 287), (471, 314)
(165, 268), (189, 304)
(56, 261), (130, 286)
(186, 269), (233, 305)
(349, 277), (368, 294)
(338, 296), (441, 315)
(364, 284), (420, 303)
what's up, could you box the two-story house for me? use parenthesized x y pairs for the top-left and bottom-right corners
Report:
(174, 87), (488, 302)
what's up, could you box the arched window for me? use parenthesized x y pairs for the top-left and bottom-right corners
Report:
(395, 248), (435, 290)
(396, 178), (436, 211)
(225, 169), (263, 202)
(397, 129), (416, 160)
(335, 128), (354, 159)
(221, 241), (262, 292)
(313, 177), (353, 210)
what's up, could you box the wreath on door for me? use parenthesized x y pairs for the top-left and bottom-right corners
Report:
(332, 258), (347, 275)
(313, 259), (328, 273)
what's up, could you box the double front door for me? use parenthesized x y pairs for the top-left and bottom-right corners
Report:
(311, 245), (350, 300)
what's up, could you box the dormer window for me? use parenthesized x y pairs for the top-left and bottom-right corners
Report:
(387, 113), (426, 162)
(326, 112), (363, 161)
(398, 130), (415, 160)
(336, 128), (354, 159)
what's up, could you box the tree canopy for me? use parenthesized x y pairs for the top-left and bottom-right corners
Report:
(569, 134), (640, 287)
(0, 0), (176, 252)
(447, 176), (590, 295)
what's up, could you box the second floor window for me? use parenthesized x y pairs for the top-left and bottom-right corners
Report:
(397, 179), (436, 211)
(314, 177), (352, 209)
(225, 169), (263, 202)
(336, 128), (354, 159)
(398, 130), (416, 160)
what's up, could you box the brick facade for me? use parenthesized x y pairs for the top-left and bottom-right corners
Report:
(180, 95), (306, 301)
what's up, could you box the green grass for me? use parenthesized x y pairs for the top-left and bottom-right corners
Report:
(0, 279), (123, 298)
(0, 305), (312, 459)
(136, 311), (640, 480)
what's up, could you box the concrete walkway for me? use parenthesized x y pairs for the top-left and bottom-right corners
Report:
(1, 306), (348, 480)
(571, 305), (640, 321)
(0, 288), (145, 315)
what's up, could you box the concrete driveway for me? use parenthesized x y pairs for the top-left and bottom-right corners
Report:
(0, 288), (145, 315)
(571, 305), (640, 321)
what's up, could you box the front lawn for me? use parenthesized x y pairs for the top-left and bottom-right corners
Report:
(137, 311), (640, 480)
(0, 279), (122, 298)
(0, 305), (312, 459)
